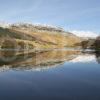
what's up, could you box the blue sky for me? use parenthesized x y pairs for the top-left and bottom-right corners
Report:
(0, 0), (100, 33)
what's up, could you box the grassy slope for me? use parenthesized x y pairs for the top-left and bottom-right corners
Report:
(10, 27), (81, 47)
(0, 27), (81, 50)
(0, 27), (56, 50)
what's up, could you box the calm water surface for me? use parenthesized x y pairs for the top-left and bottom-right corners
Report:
(0, 50), (100, 100)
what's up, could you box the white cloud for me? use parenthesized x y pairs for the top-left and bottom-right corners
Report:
(70, 30), (99, 38)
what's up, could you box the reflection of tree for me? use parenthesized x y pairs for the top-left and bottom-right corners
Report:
(0, 50), (17, 64)
(95, 51), (100, 64)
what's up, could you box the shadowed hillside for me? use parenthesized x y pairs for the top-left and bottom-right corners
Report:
(81, 36), (100, 50)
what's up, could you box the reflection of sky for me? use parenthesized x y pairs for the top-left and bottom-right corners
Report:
(0, 0), (100, 33)
(70, 54), (96, 63)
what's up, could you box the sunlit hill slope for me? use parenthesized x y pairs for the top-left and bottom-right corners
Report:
(0, 23), (82, 50)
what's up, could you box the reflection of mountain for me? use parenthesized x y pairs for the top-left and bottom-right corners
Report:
(0, 50), (99, 72)
(0, 50), (81, 71)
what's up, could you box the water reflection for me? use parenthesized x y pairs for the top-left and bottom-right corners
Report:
(95, 51), (100, 63)
(0, 50), (99, 71)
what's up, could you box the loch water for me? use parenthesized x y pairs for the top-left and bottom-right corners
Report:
(0, 50), (100, 100)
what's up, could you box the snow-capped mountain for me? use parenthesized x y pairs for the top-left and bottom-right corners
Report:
(70, 30), (99, 39)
